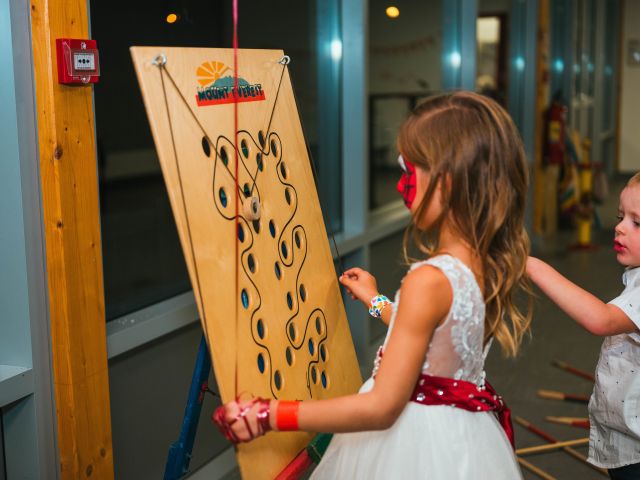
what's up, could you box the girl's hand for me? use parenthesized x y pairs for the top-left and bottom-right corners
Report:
(212, 397), (270, 444)
(339, 268), (378, 307)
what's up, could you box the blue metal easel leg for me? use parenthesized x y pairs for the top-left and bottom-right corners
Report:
(164, 334), (212, 480)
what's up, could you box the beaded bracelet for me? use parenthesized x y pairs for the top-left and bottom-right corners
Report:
(369, 294), (391, 318)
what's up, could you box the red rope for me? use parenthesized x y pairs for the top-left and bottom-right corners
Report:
(233, 0), (239, 397)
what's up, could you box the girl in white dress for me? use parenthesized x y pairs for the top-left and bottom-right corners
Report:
(214, 91), (532, 479)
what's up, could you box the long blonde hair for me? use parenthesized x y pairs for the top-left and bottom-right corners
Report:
(397, 91), (532, 357)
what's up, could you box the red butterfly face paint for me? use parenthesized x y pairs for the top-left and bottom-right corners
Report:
(396, 155), (417, 209)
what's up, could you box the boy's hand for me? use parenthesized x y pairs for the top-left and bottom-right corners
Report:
(339, 268), (379, 307)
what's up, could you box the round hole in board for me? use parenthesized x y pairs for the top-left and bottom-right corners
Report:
(311, 366), (318, 384)
(257, 353), (265, 373)
(274, 261), (282, 279)
(201, 136), (211, 157)
(299, 284), (307, 302)
(321, 371), (328, 389)
(288, 322), (297, 342)
(258, 130), (266, 148)
(279, 162), (288, 179)
(220, 146), (229, 166)
(256, 318), (265, 339)
(219, 188), (227, 207)
(315, 316), (323, 335)
(247, 254), (256, 273)
(286, 292), (293, 310)
(281, 241), (288, 259)
(269, 220), (276, 238)
(294, 231), (301, 248)
(237, 224), (245, 242)
(241, 289), (249, 309)
(241, 139), (249, 158)
(308, 338), (315, 356)
(256, 152), (264, 171)
(271, 139), (278, 157)
(284, 188), (292, 205)
(243, 183), (251, 198)
(252, 220), (260, 234)
(274, 370), (282, 390)
(320, 344), (327, 362)
(285, 347), (294, 366)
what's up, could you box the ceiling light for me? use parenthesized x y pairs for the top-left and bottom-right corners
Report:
(386, 6), (400, 18)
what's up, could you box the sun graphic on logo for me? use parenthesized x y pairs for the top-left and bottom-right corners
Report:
(196, 61), (231, 87)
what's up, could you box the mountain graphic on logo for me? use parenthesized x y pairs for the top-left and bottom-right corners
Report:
(212, 76), (251, 88)
(195, 62), (266, 107)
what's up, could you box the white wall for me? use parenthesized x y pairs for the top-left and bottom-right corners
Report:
(619, 0), (640, 172)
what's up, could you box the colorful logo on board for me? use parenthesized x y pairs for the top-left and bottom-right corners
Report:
(195, 61), (266, 107)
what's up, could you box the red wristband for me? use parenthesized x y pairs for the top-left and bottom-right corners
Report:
(276, 400), (300, 431)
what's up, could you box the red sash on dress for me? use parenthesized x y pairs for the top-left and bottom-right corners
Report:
(410, 373), (514, 449)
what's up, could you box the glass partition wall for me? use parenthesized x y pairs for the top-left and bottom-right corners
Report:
(368, 0), (443, 210)
(91, 0), (342, 320)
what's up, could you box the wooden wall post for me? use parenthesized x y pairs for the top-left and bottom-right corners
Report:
(533, 0), (551, 235)
(30, 1), (114, 478)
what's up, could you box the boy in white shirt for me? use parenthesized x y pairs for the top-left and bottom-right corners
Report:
(527, 173), (640, 479)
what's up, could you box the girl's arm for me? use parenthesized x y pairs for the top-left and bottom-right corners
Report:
(222, 265), (452, 439)
(527, 256), (637, 336)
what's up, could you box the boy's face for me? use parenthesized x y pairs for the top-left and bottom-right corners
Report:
(614, 184), (640, 268)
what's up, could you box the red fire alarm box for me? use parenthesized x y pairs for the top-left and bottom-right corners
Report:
(56, 38), (100, 85)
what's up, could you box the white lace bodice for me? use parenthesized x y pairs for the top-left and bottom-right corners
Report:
(373, 255), (489, 386)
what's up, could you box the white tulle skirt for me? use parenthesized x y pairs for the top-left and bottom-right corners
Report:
(310, 378), (522, 480)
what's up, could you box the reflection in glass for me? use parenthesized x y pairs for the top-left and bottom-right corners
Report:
(369, 0), (442, 209)
(91, 0), (339, 319)
(477, 1), (510, 107)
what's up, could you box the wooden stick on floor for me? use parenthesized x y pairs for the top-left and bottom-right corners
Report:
(537, 389), (590, 404)
(516, 438), (590, 456)
(545, 416), (590, 429)
(517, 457), (557, 480)
(552, 360), (595, 382)
(515, 417), (607, 476)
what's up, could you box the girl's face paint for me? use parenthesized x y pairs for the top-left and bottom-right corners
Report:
(396, 155), (417, 209)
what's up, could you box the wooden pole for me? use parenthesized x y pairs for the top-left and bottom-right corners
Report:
(515, 417), (606, 475)
(516, 438), (590, 456)
(30, 1), (114, 478)
(537, 389), (590, 403)
(546, 416), (590, 429)
(552, 360), (595, 382)
(517, 457), (557, 480)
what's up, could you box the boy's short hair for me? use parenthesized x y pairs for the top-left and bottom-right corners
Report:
(628, 172), (640, 186)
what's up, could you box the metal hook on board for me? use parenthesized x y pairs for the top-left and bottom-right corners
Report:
(152, 53), (167, 67)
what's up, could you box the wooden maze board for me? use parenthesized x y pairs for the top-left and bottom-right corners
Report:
(130, 47), (362, 478)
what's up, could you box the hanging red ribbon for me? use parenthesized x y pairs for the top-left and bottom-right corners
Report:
(233, 0), (240, 397)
